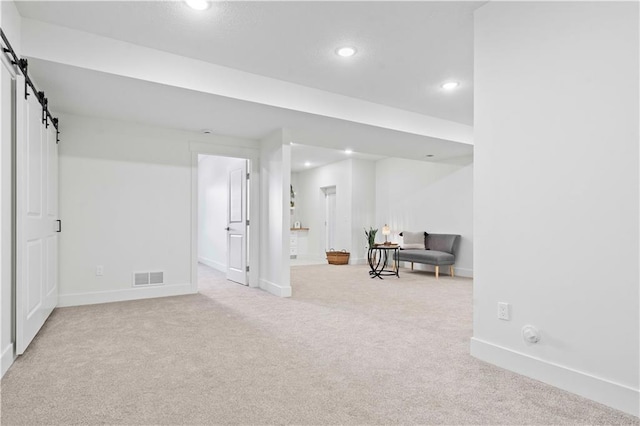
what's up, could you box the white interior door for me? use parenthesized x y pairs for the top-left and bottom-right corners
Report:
(324, 186), (336, 251)
(226, 160), (247, 285)
(16, 77), (59, 355)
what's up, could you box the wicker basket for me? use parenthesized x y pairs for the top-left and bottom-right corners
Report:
(326, 249), (350, 265)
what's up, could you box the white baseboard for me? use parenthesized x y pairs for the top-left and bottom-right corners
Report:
(1, 342), (15, 378)
(297, 254), (325, 262)
(198, 257), (226, 273)
(58, 283), (196, 307)
(259, 279), (292, 298)
(470, 337), (639, 417)
(349, 257), (368, 265)
(453, 266), (473, 278)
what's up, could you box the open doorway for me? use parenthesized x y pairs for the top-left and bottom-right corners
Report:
(197, 154), (250, 288)
(322, 186), (337, 251)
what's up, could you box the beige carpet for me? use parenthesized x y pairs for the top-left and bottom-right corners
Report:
(1, 264), (637, 425)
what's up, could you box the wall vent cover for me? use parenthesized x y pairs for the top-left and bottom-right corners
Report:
(133, 271), (164, 287)
(149, 272), (164, 285)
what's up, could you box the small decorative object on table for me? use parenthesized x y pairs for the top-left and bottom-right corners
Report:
(290, 184), (295, 208)
(382, 224), (391, 245)
(364, 227), (378, 247)
(326, 249), (350, 265)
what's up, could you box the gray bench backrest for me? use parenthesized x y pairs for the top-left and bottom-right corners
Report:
(427, 234), (461, 256)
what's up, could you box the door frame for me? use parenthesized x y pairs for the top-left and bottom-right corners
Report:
(189, 142), (260, 290)
(0, 48), (17, 375)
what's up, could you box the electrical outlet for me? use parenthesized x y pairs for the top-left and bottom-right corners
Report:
(96, 265), (104, 276)
(497, 302), (510, 320)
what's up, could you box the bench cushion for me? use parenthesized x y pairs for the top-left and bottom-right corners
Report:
(397, 250), (455, 266)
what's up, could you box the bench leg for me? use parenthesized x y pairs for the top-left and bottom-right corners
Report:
(411, 262), (414, 271)
(450, 265), (454, 277)
(435, 265), (439, 279)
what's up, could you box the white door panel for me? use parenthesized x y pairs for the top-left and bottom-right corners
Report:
(16, 76), (58, 355)
(229, 168), (242, 223)
(226, 162), (247, 285)
(228, 234), (242, 270)
(26, 240), (42, 316)
(47, 125), (58, 217)
(26, 108), (42, 216)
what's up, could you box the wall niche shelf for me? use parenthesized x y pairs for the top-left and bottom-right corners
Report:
(290, 228), (309, 231)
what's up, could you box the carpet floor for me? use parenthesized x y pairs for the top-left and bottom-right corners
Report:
(1, 264), (637, 425)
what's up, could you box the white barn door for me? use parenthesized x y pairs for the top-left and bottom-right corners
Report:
(226, 161), (247, 285)
(15, 76), (59, 355)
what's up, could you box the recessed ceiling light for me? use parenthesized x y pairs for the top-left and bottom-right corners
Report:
(345, 149), (353, 154)
(336, 46), (357, 57)
(185, 0), (210, 11)
(304, 161), (311, 167)
(425, 154), (434, 157)
(202, 129), (212, 134)
(441, 81), (459, 90)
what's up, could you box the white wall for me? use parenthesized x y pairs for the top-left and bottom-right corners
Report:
(259, 129), (292, 297)
(0, 0), (21, 377)
(197, 155), (245, 273)
(1, 0), (21, 52)
(375, 158), (472, 276)
(350, 159), (376, 263)
(57, 113), (257, 306)
(473, 2), (639, 416)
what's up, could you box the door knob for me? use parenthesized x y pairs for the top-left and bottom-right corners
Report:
(225, 227), (230, 231)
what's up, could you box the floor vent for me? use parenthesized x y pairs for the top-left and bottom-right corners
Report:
(133, 271), (164, 287)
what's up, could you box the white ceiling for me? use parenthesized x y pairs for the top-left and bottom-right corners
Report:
(16, 1), (480, 170)
(16, 1), (481, 125)
(290, 144), (384, 173)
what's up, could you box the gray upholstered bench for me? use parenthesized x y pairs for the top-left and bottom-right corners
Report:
(397, 232), (461, 279)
